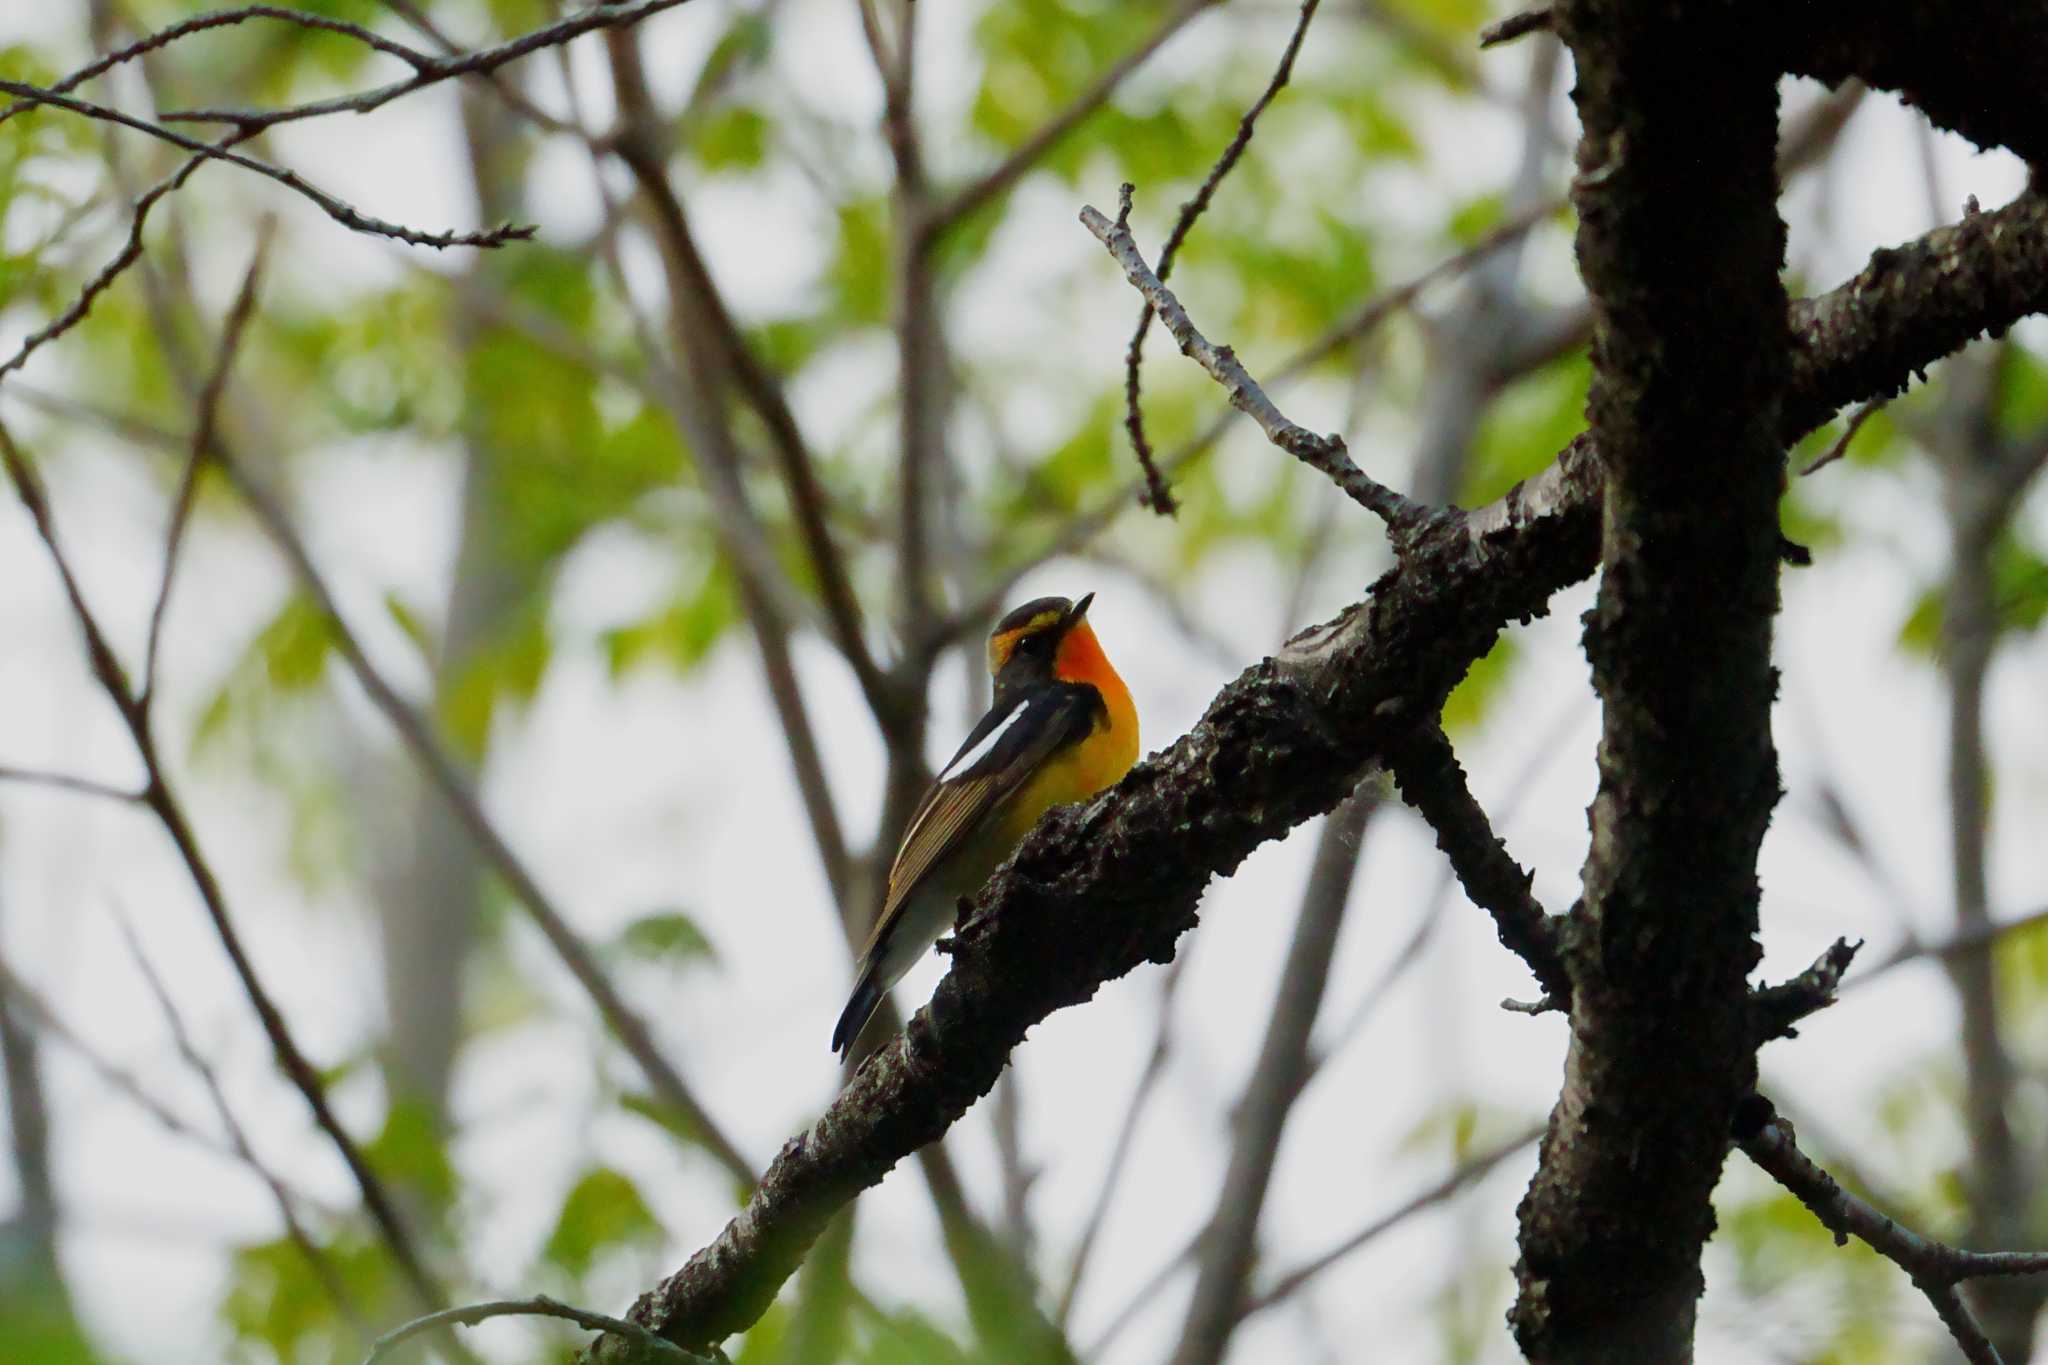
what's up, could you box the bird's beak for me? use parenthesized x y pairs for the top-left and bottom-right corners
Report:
(1066, 592), (1095, 626)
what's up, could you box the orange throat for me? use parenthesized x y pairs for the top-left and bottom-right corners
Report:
(1054, 621), (1139, 786)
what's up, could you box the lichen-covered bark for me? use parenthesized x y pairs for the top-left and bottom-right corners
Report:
(581, 187), (2048, 1361)
(1507, 5), (1790, 1362)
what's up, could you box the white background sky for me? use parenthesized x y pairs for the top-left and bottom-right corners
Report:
(3, 2), (2048, 1362)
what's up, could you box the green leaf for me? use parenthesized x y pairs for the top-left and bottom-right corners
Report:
(259, 593), (336, 691)
(542, 1167), (663, 1278)
(1897, 535), (2048, 658)
(383, 588), (436, 662)
(826, 198), (891, 326)
(1463, 353), (1594, 505)
(440, 595), (554, 757)
(610, 909), (718, 969)
(1440, 634), (1518, 735)
(694, 105), (771, 172)
(365, 1096), (457, 1211)
(858, 1308), (975, 1365)
(222, 1229), (394, 1361)
(601, 560), (740, 678)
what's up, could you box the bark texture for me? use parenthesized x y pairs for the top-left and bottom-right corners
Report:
(1509, 6), (1789, 1360)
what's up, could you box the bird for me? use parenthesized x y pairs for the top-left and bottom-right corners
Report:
(832, 592), (1138, 1058)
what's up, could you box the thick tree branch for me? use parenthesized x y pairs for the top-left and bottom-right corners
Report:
(1780, 3), (2048, 165)
(1507, 4), (1788, 1360)
(580, 181), (2048, 1364)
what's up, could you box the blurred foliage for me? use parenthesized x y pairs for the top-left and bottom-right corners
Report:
(542, 1167), (663, 1279)
(222, 1230), (392, 1365)
(607, 908), (719, 970)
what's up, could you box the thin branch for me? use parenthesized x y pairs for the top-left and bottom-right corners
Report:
(153, 0), (700, 131)
(0, 951), (246, 1166)
(1122, 0), (1323, 513)
(0, 419), (447, 1314)
(1799, 397), (1887, 476)
(113, 905), (368, 1334)
(602, 120), (894, 725)
(0, 79), (532, 250)
(1852, 903), (2048, 991)
(1238, 1126), (1542, 1317)
(0, 765), (145, 802)
(938, 199), (1560, 652)
(1167, 789), (1378, 1365)
(1055, 955), (1187, 1326)
(1379, 721), (1569, 1003)
(367, 1296), (714, 1365)
(0, 141), (231, 384)
(1081, 192), (1432, 537)
(1738, 1098), (2048, 1365)
(601, 30), (855, 896)
(142, 226), (270, 709)
(212, 446), (758, 1192)
(926, 0), (1219, 236)
(0, 3), (432, 126)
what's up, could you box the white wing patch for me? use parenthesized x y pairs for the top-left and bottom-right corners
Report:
(939, 700), (1026, 780)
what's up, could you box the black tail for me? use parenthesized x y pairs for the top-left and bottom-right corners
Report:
(832, 967), (886, 1058)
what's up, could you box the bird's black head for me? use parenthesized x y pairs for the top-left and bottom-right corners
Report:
(986, 592), (1093, 684)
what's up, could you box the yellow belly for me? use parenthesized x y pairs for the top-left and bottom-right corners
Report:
(995, 703), (1140, 847)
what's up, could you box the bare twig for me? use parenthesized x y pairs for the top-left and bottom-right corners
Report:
(601, 30), (855, 895)
(602, 118), (893, 723)
(0, 3), (431, 126)
(1082, 192), (1432, 537)
(939, 200), (1560, 651)
(213, 446), (758, 1192)
(150, 0), (699, 131)
(1852, 904), (2048, 991)
(1239, 1126), (1542, 1317)
(1479, 8), (1554, 48)
(1055, 955), (1187, 1326)
(0, 79), (532, 250)
(0, 951), (243, 1166)
(141, 227), (270, 709)
(0, 765), (145, 802)
(1167, 789), (1378, 1365)
(0, 142), (234, 385)
(1800, 398), (1887, 476)
(1738, 1099), (2048, 1365)
(1121, 0), (1323, 512)
(0, 420), (446, 1314)
(366, 1295), (714, 1365)
(113, 906), (368, 1333)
